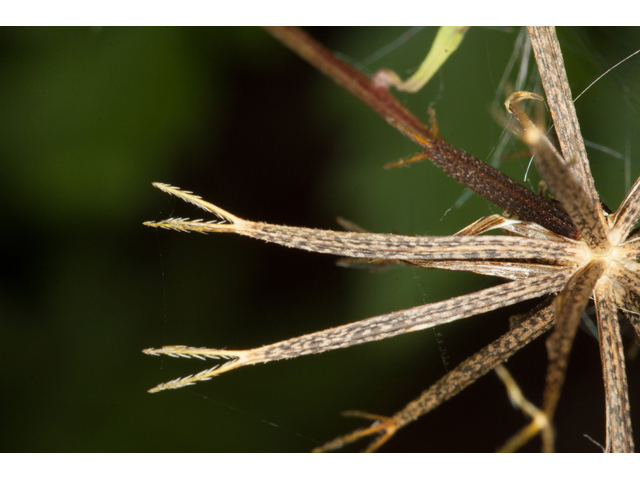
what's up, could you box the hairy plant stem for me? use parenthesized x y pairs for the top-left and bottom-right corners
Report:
(263, 27), (578, 240)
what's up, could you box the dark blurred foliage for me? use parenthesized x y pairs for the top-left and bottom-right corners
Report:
(1, 27), (640, 452)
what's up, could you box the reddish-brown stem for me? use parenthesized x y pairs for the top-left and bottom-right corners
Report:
(264, 27), (578, 240)
(264, 26), (435, 142)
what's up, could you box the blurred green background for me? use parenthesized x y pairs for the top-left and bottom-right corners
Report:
(2, 27), (640, 452)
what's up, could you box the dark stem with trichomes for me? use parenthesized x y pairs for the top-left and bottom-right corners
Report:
(263, 26), (578, 240)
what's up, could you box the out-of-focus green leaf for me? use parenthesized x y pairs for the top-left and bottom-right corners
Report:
(376, 26), (469, 93)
